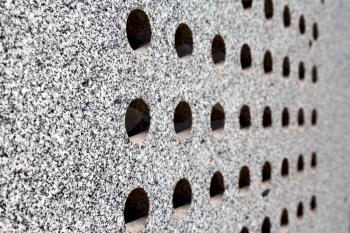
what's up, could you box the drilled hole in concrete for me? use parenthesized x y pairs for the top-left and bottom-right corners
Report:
(312, 66), (318, 83)
(125, 99), (150, 143)
(174, 101), (192, 140)
(212, 35), (226, 65)
(175, 24), (193, 59)
(239, 166), (250, 191)
(210, 171), (225, 207)
(262, 106), (272, 128)
(313, 23), (319, 40)
(281, 208), (289, 226)
(242, 0), (252, 9)
(310, 195), (317, 211)
(297, 202), (304, 218)
(264, 0), (273, 19)
(297, 155), (304, 172)
(283, 6), (291, 27)
(239, 105), (251, 129)
(262, 217), (271, 233)
(282, 108), (290, 127)
(299, 15), (306, 34)
(311, 152), (317, 168)
(282, 56), (290, 77)
(298, 108), (305, 126)
(211, 103), (225, 137)
(311, 109), (318, 126)
(241, 44), (252, 69)
(127, 9), (152, 51)
(263, 51), (273, 73)
(299, 62), (305, 80)
(262, 162), (272, 182)
(241, 226), (250, 233)
(281, 158), (289, 177)
(124, 188), (149, 233)
(173, 178), (192, 218)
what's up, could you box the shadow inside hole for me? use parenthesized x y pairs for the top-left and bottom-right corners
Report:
(298, 108), (305, 126)
(262, 162), (272, 182)
(210, 171), (225, 207)
(241, 44), (252, 69)
(297, 155), (304, 172)
(173, 178), (192, 218)
(262, 217), (271, 233)
(283, 6), (291, 27)
(262, 106), (272, 128)
(299, 62), (305, 80)
(312, 66), (318, 83)
(283, 56), (290, 77)
(282, 108), (290, 127)
(242, 0), (252, 9)
(240, 226), (250, 233)
(281, 209), (289, 226)
(310, 196), (317, 211)
(125, 99), (150, 143)
(313, 23), (319, 40)
(299, 15), (306, 34)
(240, 105), (251, 129)
(124, 188), (149, 233)
(264, 0), (274, 19)
(212, 35), (226, 65)
(126, 9), (152, 51)
(311, 152), (317, 168)
(263, 51), (273, 73)
(297, 202), (304, 218)
(281, 158), (289, 177)
(175, 24), (193, 58)
(174, 101), (192, 139)
(239, 166), (250, 192)
(311, 109), (318, 125)
(211, 103), (225, 137)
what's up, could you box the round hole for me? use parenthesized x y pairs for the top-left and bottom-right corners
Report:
(297, 154), (304, 172)
(261, 217), (271, 233)
(313, 23), (319, 40)
(263, 51), (273, 73)
(310, 195), (317, 211)
(126, 9), (152, 51)
(242, 0), (252, 9)
(297, 108), (305, 126)
(311, 109), (317, 125)
(174, 101), (192, 140)
(239, 166), (250, 190)
(125, 99), (150, 143)
(264, 0), (274, 19)
(280, 208), (289, 226)
(281, 158), (289, 177)
(239, 105), (252, 129)
(262, 162), (272, 182)
(210, 171), (225, 207)
(298, 62), (305, 80)
(241, 44), (252, 69)
(173, 178), (192, 218)
(212, 35), (226, 65)
(299, 15), (306, 34)
(311, 152), (317, 168)
(282, 107), (290, 127)
(312, 66), (318, 83)
(282, 56), (290, 77)
(283, 6), (291, 27)
(175, 24), (193, 59)
(211, 103), (225, 137)
(262, 106), (272, 128)
(124, 188), (149, 233)
(297, 202), (304, 218)
(241, 226), (250, 233)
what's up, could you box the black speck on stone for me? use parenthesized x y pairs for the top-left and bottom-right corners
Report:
(262, 189), (270, 197)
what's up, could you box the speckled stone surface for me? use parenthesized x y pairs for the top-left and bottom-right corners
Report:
(1, 0), (350, 232)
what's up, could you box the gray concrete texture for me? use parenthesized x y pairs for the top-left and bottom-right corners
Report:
(1, 0), (350, 232)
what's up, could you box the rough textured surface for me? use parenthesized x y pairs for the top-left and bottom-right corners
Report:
(1, 0), (350, 232)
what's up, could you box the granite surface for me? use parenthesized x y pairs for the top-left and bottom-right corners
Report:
(1, 0), (350, 232)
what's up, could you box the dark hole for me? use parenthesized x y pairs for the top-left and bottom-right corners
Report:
(298, 108), (305, 126)
(282, 108), (290, 127)
(312, 66), (318, 83)
(263, 51), (273, 73)
(239, 105), (251, 129)
(297, 155), (304, 172)
(211, 103), (225, 132)
(281, 158), (289, 176)
(281, 209), (289, 226)
(125, 99), (150, 142)
(262, 106), (272, 128)
(299, 15), (306, 34)
(239, 166), (250, 189)
(282, 56), (290, 77)
(299, 62), (305, 80)
(212, 35), (226, 65)
(311, 109), (317, 125)
(264, 0), (274, 19)
(126, 9), (152, 50)
(241, 226), (250, 233)
(313, 23), (319, 41)
(210, 171), (225, 198)
(283, 6), (291, 27)
(124, 188), (149, 224)
(174, 101), (192, 136)
(242, 0), (252, 9)
(262, 162), (272, 182)
(173, 178), (192, 209)
(297, 202), (304, 218)
(241, 44), (252, 69)
(175, 24), (193, 58)
(311, 152), (317, 168)
(310, 195), (317, 211)
(261, 217), (271, 233)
